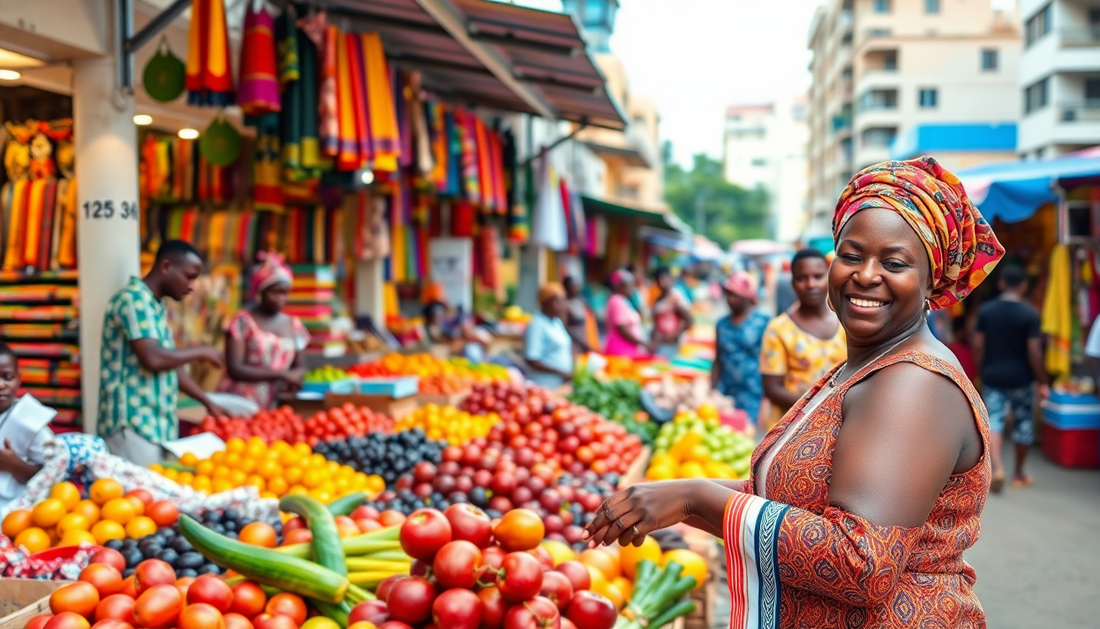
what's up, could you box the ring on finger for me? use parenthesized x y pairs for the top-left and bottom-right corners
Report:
(632, 525), (640, 537)
(616, 517), (625, 529)
(604, 507), (614, 520)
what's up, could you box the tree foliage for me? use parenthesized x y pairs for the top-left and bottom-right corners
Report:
(663, 146), (769, 247)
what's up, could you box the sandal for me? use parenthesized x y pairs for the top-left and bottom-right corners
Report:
(990, 474), (1005, 494)
(1011, 475), (1035, 489)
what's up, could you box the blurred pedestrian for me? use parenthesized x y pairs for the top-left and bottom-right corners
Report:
(775, 259), (797, 315)
(759, 248), (846, 430)
(604, 269), (652, 358)
(524, 283), (574, 389)
(562, 277), (597, 354)
(712, 272), (770, 424)
(651, 267), (694, 359)
(973, 264), (1049, 492)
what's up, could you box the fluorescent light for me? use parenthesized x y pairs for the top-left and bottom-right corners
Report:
(0, 69), (21, 81)
(133, 114), (153, 126)
(178, 128), (200, 140)
(360, 169), (375, 185)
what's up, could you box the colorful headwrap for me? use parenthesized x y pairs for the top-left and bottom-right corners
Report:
(538, 282), (565, 306)
(610, 269), (634, 289)
(832, 157), (1005, 310)
(251, 251), (292, 301)
(722, 271), (758, 305)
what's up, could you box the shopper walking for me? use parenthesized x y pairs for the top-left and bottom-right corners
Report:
(711, 272), (770, 424)
(584, 157), (1004, 629)
(604, 269), (652, 358)
(562, 277), (597, 354)
(759, 248), (846, 430)
(651, 267), (694, 359)
(218, 252), (310, 409)
(973, 264), (1049, 492)
(523, 283), (574, 389)
(98, 240), (227, 466)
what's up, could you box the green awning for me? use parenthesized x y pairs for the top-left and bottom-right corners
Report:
(581, 196), (679, 229)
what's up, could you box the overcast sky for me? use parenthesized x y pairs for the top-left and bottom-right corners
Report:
(609, 0), (823, 167)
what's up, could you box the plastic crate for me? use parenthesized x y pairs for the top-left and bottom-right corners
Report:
(301, 379), (356, 395)
(1041, 401), (1100, 430)
(1041, 420), (1100, 469)
(1049, 390), (1100, 406)
(355, 376), (419, 399)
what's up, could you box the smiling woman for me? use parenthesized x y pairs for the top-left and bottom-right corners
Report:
(582, 157), (1005, 629)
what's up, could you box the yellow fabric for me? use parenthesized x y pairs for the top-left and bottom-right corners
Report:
(1041, 243), (1072, 380)
(4, 180), (28, 270)
(759, 312), (847, 428)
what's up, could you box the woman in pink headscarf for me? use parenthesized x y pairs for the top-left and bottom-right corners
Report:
(604, 269), (652, 358)
(218, 252), (311, 409)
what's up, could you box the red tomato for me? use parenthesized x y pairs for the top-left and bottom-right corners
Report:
(146, 502), (179, 528)
(96, 595), (137, 624)
(133, 560), (176, 596)
(347, 600), (389, 626)
(539, 572), (574, 611)
(187, 575), (234, 613)
(124, 490), (154, 508)
(50, 582), (101, 618)
(251, 614), (297, 629)
(223, 613), (254, 629)
(564, 592), (616, 629)
(477, 587), (507, 629)
(45, 613), (92, 629)
(132, 585), (183, 629)
(498, 553), (544, 603)
(178, 604), (225, 629)
(229, 582), (267, 619)
(431, 589), (482, 629)
(432, 541), (482, 590)
(386, 578), (437, 625)
(119, 577), (137, 600)
(444, 504), (493, 549)
(80, 564), (123, 598)
(399, 509), (453, 561)
(89, 550), (126, 574)
(375, 575), (406, 603)
(91, 621), (133, 629)
(504, 596), (560, 629)
(26, 615), (52, 629)
(263, 594), (307, 626)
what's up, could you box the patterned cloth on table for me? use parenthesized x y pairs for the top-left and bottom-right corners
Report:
(96, 277), (179, 446)
(217, 310), (310, 409)
(758, 313), (846, 429)
(725, 352), (990, 629)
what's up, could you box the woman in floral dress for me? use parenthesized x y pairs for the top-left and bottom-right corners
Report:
(584, 157), (1003, 629)
(218, 252), (310, 409)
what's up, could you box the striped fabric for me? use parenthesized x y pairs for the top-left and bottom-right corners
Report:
(723, 491), (790, 629)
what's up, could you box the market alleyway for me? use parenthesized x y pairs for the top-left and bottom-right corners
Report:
(711, 446), (1100, 628)
(967, 446), (1100, 628)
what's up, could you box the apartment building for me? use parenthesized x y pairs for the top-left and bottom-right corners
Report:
(805, 0), (1021, 237)
(723, 100), (810, 243)
(1018, 0), (1100, 157)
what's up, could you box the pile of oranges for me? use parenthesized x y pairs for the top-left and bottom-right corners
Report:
(2, 480), (180, 553)
(393, 404), (501, 445)
(150, 436), (385, 504)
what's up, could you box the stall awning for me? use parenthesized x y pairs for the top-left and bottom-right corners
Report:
(581, 196), (680, 230)
(324, 0), (625, 129)
(957, 156), (1100, 223)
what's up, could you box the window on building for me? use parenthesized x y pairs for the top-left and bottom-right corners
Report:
(751, 158), (767, 167)
(859, 89), (897, 111)
(1085, 78), (1100, 105)
(918, 88), (938, 108)
(862, 128), (897, 148)
(981, 49), (999, 71)
(1024, 78), (1049, 114)
(867, 28), (892, 38)
(873, 0), (891, 14)
(1025, 3), (1053, 46)
(925, 0), (940, 14)
(883, 51), (898, 70)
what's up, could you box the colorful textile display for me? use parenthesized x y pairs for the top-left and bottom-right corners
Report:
(1042, 243), (1073, 380)
(0, 178), (77, 272)
(186, 0), (235, 106)
(237, 3), (280, 116)
(279, 11), (324, 181)
(363, 33), (401, 172)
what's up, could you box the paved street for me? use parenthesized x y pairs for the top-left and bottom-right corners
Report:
(968, 446), (1100, 628)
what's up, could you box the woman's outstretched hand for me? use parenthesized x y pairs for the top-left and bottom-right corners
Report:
(582, 481), (695, 548)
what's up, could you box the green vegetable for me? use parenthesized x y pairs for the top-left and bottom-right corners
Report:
(327, 492), (368, 516)
(178, 515), (350, 603)
(274, 528), (402, 559)
(614, 560), (697, 629)
(279, 494), (347, 577)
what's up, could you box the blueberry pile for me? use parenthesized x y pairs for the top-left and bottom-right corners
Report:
(104, 508), (282, 579)
(313, 430), (447, 484)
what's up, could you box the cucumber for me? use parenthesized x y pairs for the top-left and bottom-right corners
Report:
(280, 494), (347, 577)
(327, 492), (368, 516)
(178, 515), (349, 603)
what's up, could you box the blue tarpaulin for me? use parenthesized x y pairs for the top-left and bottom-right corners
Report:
(957, 155), (1100, 223)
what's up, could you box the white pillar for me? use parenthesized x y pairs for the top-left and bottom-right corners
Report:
(73, 56), (141, 434)
(355, 259), (385, 326)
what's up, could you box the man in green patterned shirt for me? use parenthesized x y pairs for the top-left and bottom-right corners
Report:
(98, 240), (228, 465)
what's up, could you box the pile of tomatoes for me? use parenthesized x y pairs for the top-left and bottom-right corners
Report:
(299, 405), (394, 446)
(346, 362), (397, 378)
(461, 383), (644, 478)
(350, 506), (618, 629)
(199, 408), (303, 445)
(30, 552), (308, 629)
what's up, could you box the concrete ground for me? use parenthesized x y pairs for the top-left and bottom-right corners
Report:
(967, 446), (1100, 628)
(710, 446), (1100, 628)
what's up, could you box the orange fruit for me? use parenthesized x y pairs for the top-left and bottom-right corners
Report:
(580, 548), (621, 581)
(179, 452), (198, 467)
(256, 459), (280, 480)
(195, 460), (215, 476)
(56, 513), (91, 535)
(71, 500), (101, 525)
(90, 479), (124, 506)
(2, 509), (33, 538)
(226, 437), (246, 453)
(302, 469), (324, 489)
(229, 470), (247, 486)
(101, 498), (137, 525)
(125, 516), (158, 539)
(239, 522), (277, 548)
(283, 466), (303, 485)
(90, 520), (126, 545)
(32, 499), (67, 528)
(212, 479), (234, 493)
(59, 529), (97, 547)
(619, 536), (661, 579)
(125, 496), (145, 516)
(610, 576), (633, 601)
(266, 477), (288, 496)
(662, 549), (708, 590)
(14, 527), (51, 553)
(50, 482), (82, 510)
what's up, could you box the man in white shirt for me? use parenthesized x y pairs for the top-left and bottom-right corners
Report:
(0, 343), (54, 510)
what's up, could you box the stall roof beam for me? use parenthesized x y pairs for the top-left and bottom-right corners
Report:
(413, 0), (556, 121)
(118, 0), (190, 89)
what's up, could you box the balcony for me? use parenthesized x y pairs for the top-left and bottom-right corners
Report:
(1060, 102), (1100, 122)
(1061, 26), (1100, 47)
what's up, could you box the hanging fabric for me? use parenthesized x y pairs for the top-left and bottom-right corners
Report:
(319, 25), (340, 159)
(253, 114), (284, 212)
(362, 33), (401, 172)
(428, 103), (448, 190)
(531, 160), (567, 252)
(1042, 243), (1073, 380)
(237, 2), (280, 116)
(186, 0), (235, 106)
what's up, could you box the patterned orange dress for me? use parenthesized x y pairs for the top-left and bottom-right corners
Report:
(723, 351), (990, 629)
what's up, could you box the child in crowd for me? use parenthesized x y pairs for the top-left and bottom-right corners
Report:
(0, 342), (55, 511)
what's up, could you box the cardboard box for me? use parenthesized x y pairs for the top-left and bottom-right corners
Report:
(0, 579), (69, 629)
